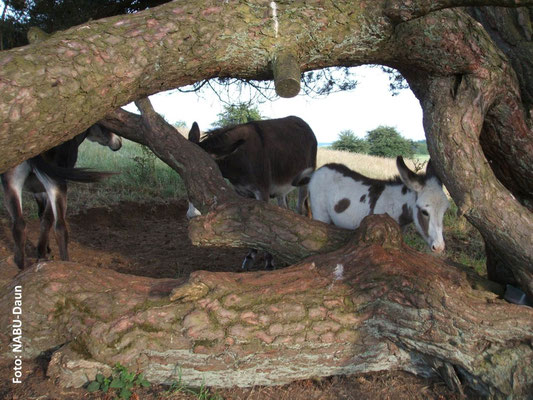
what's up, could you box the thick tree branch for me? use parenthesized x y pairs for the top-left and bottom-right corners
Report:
(467, 6), (533, 111)
(385, 0), (533, 22)
(99, 109), (148, 146)
(133, 97), (238, 210)
(188, 201), (352, 265)
(98, 98), (237, 210)
(422, 74), (533, 298)
(1, 4), (533, 396)
(0, 0), (387, 172)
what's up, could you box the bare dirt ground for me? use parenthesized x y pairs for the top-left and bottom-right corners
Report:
(0, 200), (466, 400)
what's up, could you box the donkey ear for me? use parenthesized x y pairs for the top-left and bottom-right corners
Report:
(397, 156), (423, 192)
(188, 122), (201, 143)
(425, 159), (441, 183)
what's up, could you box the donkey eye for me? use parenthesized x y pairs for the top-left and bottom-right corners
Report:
(421, 209), (429, 217)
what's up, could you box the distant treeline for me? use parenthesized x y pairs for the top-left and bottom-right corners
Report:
(331, 126), (428, 158)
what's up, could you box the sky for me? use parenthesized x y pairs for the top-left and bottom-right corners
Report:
(124, 65), (425, 144)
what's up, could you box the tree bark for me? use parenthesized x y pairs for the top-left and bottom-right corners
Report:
(384, 8), (533, 296)
(1, 215), (531, 398)
(467, 6), (533, 112)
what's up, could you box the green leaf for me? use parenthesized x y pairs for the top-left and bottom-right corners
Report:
(86, 381), (101, 392)
(110, 378), (125, 389)
(95, 373), (104, 383)
(120, 372), (134, 383)
(114, 362), (126, 372)
(140, 379), (151, 388)
(120, 387), (132, 399)
(136, 373), (151, 387)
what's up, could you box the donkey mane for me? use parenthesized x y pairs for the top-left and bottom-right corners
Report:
(206, 119), (262, 136)
(324, 162), (428, 187)
(201, 123), (259, 153)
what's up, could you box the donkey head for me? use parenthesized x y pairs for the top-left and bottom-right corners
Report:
(188, 122), (245, 160)
(87, 124), (122, 151)
(396, 156), (449, 253)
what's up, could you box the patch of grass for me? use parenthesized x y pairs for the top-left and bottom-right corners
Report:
(86, 363), (151, 400)
(442, 201), (486, 276)
(317, 149), (429, 179)
(401, 200), (486, 276)
(165, 370), (223, 400)
(71, 139), (186, 209)
(0, 139), (186, 221)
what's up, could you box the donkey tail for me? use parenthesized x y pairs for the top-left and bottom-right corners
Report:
(29, 156), (117, 183)
(292, 167), (315, 186)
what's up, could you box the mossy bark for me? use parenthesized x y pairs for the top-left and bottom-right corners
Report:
(1, 216), (532, 398)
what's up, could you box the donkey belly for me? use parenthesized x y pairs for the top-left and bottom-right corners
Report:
(310, 167), (371, 229)
(329, 197), (370, 230)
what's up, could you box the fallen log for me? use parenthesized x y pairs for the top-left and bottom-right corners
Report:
(1, 215), (531, 398)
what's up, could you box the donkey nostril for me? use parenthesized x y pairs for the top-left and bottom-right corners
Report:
(432, 244), (444, 253)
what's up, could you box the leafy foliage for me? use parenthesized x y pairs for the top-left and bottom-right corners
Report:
(131, 144), (158, 182)
(331, 130), (369, 154)
(413, 140), (429, 155)
(180, 67), (358, 105)
(301, 67), (358, 96)
(381, 66), (410, 96)
(86, 363), (150, 400)
(366, 125), (415, 158)
(331, 126), (419, 158)
(213, 102), (263, 128)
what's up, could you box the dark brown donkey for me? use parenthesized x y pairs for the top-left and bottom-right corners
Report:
(188, 115), (317, 270)
(1, 124), (122, 268)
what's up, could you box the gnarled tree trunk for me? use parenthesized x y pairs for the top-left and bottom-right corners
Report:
(1, 215), (532, 398)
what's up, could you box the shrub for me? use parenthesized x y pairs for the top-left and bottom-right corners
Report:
(213, 103), (263, 128)
(366, 125), (414, 158)
(331, 130), (369, 153)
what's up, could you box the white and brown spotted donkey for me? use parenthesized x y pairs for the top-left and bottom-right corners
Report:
(308, 156), (449, 253)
